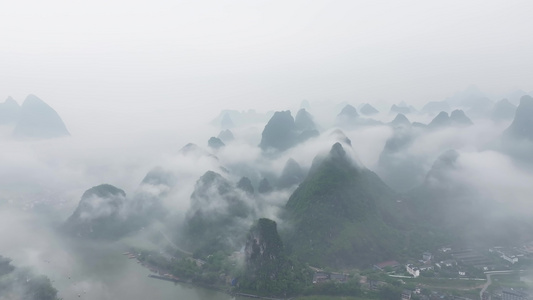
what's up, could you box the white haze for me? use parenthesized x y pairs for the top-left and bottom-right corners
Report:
(2, 0), (533, 124)
(1, 1), (533, 299)
(2, 95), (533, 299)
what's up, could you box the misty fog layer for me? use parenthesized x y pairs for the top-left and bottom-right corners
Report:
(2, 1), (533, 298)
(2, 87), (533, 299)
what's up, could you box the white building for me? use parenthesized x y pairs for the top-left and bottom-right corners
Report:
(406, 264), (420, 278)
(502, 253), (518, 264)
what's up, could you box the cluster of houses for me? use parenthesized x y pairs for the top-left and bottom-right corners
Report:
(310, 242), (533, 298)
(404, 252), (437, 278)
(372, 247), (510, 280)
(397, 244), (533, 279)
(489, 247), (524, 265)
(367, 244), (533, 300)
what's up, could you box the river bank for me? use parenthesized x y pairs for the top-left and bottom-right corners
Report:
(124, 251), (294, 300)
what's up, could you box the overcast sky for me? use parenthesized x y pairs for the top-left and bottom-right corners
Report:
(1, 0), (533, 131)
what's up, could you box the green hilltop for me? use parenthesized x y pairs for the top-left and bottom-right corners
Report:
(284, 142), (408, 268)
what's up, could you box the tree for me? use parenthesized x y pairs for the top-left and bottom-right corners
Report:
(379, 284), (402, 300)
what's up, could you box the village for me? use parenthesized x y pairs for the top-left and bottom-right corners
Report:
(361, 241), (533, 300)
(120, 239), (533, 300)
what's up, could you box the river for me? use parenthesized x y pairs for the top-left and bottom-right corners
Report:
(45, 242), (235, 300)
(0, 207), (235, 300)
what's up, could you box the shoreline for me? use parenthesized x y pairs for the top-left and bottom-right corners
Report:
(124, 251), (291, 300)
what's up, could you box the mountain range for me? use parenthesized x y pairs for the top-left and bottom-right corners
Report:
(1, 94), (69, 139)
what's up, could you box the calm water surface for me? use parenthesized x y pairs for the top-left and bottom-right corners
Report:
(47, 243), (235, 300)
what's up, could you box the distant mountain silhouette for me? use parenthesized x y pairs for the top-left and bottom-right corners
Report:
(277, 158), (305, 189)
(404, 150), (526, 245)
(329, 129), (352, 146)
(12, 94), (69, 139)
(257, 178), (273, 194)
(427, 111), (451, 128)
(220, 113), (234, 129)
(428, 110), (472, 129)
(237, 176), (254, 194)
(449, 109), (473, 126)
(259, 111), (298, 151)
(421, 100), (450, 115)
(141, 167), (177, 187)
(504, 89), (528, 105)
(300, 99), (311, 110)
(338, 104), (358, 119)
(445, 85), (486, 107)
(217, 129), (234, 143)
(337, 104), (382, 127)
(390, 104), (413, 115)
(208, 137), (225, 149)
(211, 109), (272, 128)
(360, 103), (379, 115)
(503, 95), (533, 141)
(0, 96), (20, 125)
(178, 143), (216, 159)
(294, 108), (316, 131)
(389, 113), (410, 128)
(259, 110), (318, 152)
(406, 150), (473, 227)
(491, 99), (516, 122)
(377, 126), (425, 191)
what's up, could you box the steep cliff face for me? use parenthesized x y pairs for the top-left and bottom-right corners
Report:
(245, 218), (284, 272)
(241, 218), (310, 296)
